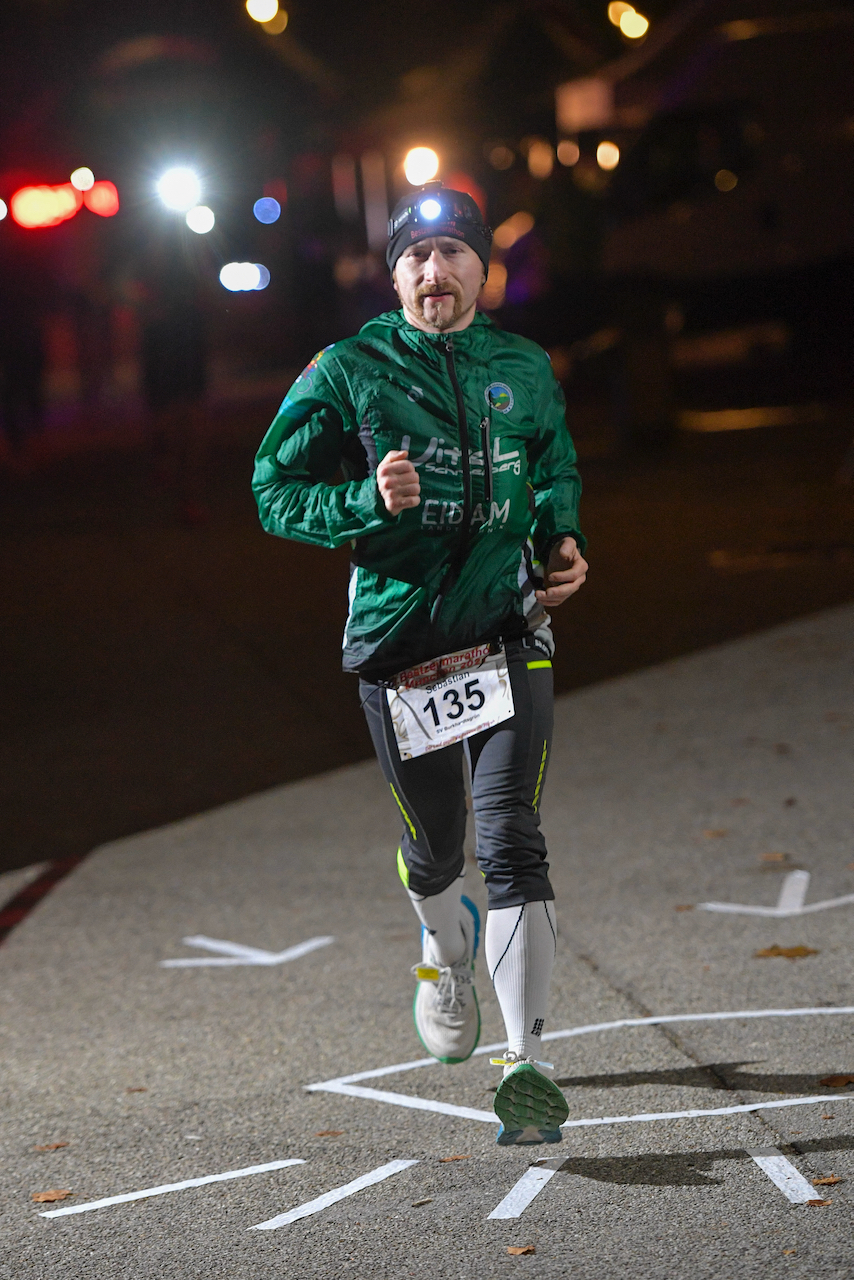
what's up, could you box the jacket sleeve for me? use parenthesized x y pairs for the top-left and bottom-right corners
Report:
(252, 357), (396, 549)
(526, 353), (586, 560)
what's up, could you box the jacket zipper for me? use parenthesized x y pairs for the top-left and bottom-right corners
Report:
(431, 337), (473, 626)
(480, 416), (492, 506)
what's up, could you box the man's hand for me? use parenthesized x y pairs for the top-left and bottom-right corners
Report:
(377, 449), (421, 515)
(535, 536), (588, 607)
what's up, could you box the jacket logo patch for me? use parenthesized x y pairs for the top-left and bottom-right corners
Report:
(295, 344), (335, 388)
(485, 382), (514, 413)
(406, 385), (425, 402)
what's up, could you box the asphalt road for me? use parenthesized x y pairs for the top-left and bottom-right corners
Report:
(1, 404), (852, 876)
(1, 604), (852, 1278)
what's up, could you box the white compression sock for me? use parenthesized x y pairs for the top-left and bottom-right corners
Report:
(486, 901), (557, 1060)
(407, 873), (467, 966)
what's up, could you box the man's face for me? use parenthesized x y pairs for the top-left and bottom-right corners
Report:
(392, 237), (485, 333)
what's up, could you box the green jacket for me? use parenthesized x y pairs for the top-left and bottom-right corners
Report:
(253, 309), (584, 679)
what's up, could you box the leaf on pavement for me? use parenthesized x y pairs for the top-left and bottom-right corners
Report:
(411, 1198), (433, 1207)
(314, 1130), (344, 1137)
(507, 1245), (536, 1255)
(806, 1198), (832, 1207)
(439, 1154), (471, 1163)
(31, 1189), (72, 1203)
(760, 852), (790, 862)
(783, 1248), (796, 1254)
(819, 1075), (854, 1088)
(754, 944), (818, 960)
(125, 1087), (147, 1093)
(812, 1175), (842, 1186)
(821, 1114), (835, 1119)
(33, 1143), (68, 1151)
(674, 904), (694, 911)
(704, 829), (728, 838)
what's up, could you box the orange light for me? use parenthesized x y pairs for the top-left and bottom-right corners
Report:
(84, 181), (120, 217)
(10, 183), (82, 229)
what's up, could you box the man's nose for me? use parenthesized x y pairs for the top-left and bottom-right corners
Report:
(423, 252), (446, 281)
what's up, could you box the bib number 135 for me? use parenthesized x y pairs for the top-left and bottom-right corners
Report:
(423, 679), (485, 726)
(387, 647), (515, 760)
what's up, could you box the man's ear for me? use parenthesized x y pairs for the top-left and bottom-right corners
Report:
(391, 268), (399, 298)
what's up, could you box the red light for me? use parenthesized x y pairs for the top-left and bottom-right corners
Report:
(84, 180), (120, 217)
(10, 183), (82, 229)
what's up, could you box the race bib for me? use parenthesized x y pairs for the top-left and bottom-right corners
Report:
(386, 642), (515, 760)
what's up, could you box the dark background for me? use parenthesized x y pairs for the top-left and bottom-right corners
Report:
(1, 0), (853, 875)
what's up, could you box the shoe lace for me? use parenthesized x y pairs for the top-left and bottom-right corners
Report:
(489, 1050), (554, 1071)
(411, 957), (472, 1015)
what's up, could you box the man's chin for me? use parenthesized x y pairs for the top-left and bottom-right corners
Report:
(418, 297), (459, 330)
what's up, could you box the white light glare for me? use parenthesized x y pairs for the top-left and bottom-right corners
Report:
(219, 262), (269, 291)
(0, 199), (6, 221)
(597, 141), (621, 170)
(404, 147), (440, 186)
(70, 167), (95, 192)
(419, 198), (442, 220)
(186, 205), (215, 234)
(157, 167), (202, 212)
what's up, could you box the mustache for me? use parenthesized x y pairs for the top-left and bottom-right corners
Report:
(416, 283), (461, 302)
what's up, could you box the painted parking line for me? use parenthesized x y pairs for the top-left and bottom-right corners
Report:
(161, 935), (334, 968)
(488, 1160), (562, 1219)
(747, 1148), (821, 1203)
(250, 1159), (418, 1230)
(40, 1158), (305, 1218)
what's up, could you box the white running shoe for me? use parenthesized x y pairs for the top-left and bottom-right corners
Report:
(411, 896), (481, 1064)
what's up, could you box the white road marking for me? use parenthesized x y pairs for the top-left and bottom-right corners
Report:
(309, 1079), (497, 1123)
(699, 870), (854, 917)
(160, 935), (334, 967)
(305, 1008), (854, 1129)
(40, 1158), (305, 1218)
(561, 1094), (853, 1129)
(747, 1148), (820, 1203)
(250, 1159), (418, 1230)
(307, 1006), (854, 1090)
(488, 1160), (561, 1219)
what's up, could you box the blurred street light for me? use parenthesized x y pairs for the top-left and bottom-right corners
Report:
(404, 147), (439, 186)
(596, 141), (620, 170)
(253, 197), (281, 224)
(715, 169), (738, 192)
(0, 199), (6, 221)
(607, 2), (634, 24)
(526, 139), (554, 179)
(557, 140), (580, 166)
(156, 168), (202, 212)
(186, 205), (215, 233)
(246, 0), (279, 22)
(70, 167), (95, 192)
(220, 262), (269, 291)
(481, 262), (507, 310)
(262, 9), (288, 33)
(487, 144), (514, 170)
(493, 211), (535, 250)
(619, 9), (649, 38)
(84, 181), (120, 217)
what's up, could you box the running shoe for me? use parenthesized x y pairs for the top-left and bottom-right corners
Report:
(411, 896), (481, 1064)
(491, 1051), (568, 1145)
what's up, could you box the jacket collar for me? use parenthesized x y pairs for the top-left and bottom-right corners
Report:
(360, 309), (496, 362)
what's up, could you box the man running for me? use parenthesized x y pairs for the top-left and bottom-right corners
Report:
(253, 183), (587, 1145)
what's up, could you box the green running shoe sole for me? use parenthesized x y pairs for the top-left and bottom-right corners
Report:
(493, 1063), (569, 1146)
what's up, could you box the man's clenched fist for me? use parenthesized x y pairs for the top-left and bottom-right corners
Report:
(377, 449), (421, 515)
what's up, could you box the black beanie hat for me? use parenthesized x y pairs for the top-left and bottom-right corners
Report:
(386, 183), (493, 276)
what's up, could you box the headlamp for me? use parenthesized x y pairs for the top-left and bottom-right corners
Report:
(387, 183), (493, 245)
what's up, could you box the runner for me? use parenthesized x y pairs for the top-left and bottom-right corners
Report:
(253, 182), (587, 1145)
